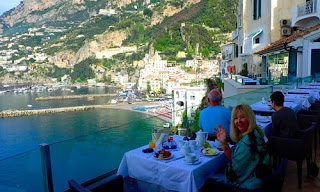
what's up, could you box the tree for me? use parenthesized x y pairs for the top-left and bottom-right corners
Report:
(143, 8), (153, 17)
(147, 81), (151, 93)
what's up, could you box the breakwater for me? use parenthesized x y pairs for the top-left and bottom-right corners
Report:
(35, 94), (117, 101)
(0, 106), (96, 118)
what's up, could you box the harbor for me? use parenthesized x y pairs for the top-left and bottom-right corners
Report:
(35, 93), (117, 101)
(0, 101), (172, 123)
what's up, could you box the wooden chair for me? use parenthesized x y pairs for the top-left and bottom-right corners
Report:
(268, 123), (316, 189)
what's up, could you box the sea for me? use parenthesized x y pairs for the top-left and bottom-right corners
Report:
(0, 85), (165, 191)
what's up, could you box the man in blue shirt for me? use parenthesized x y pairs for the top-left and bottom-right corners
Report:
(198, 89), (232, 137)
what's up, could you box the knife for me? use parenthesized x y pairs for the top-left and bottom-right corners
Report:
(165, 156), (184, 163)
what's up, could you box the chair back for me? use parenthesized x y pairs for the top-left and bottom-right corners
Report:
(287, 92), (309, 95)
(297, 114), (317, 130)
(68, 179), (91, 192)
(262, 158), (288, 192)
(88, 175), (123, 192)
(297, 109), (320, 116)
(300, 122), (316, 151)
(253, 110), (274, 116)
(309, 103), (320, 111)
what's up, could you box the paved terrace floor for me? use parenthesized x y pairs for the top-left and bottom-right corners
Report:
(282, 145), (320, 192)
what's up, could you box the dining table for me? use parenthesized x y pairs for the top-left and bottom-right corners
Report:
(287, 89), (320, 100)
(117, 120), (272, 192)
(117, 135), (228, 192)
(250, 101), (302, 114)
(284, 94), (313, 108)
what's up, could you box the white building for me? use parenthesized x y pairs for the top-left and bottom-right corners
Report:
(172, 85), (206, 126)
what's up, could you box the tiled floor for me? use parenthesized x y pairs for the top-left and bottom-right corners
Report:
(282, 145), (320, 192)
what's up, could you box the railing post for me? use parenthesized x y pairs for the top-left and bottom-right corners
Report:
(40, 143), (54, 192)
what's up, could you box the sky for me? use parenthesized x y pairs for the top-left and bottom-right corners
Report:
(0, 0), (22, 16)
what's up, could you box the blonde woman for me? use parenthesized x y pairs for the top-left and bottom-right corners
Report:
(214, 104), (270, 190)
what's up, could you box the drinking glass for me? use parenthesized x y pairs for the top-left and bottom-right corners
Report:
(149, 141), (156, 149)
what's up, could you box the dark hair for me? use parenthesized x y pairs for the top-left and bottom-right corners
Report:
(270, 91), (284, 106)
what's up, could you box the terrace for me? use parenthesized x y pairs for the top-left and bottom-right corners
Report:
(1, 78), (320, 192)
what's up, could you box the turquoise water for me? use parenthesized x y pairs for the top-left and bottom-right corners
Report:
(0, 89), (165, 191)
(0, 86), (117, 111)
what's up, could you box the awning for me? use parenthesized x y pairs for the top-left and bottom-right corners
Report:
(248, 29), (263, 38)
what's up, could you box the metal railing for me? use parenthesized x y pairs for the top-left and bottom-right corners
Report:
(298, 0), (317, 17)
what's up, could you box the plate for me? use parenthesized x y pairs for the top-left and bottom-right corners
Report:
(200, 148), (220, 156)
(153, 154), (174, 160)
(183, 158), (201, 165)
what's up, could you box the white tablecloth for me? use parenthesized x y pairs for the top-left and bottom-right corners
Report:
(287, 89), (320, 100)
(117, 135), (227, 192)
(256, 115), (272, 137)
(250, 101), (302, 114)
(284, 94), (312, 109)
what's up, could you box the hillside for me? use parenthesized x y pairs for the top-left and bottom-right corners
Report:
(0, 0), (236, 83)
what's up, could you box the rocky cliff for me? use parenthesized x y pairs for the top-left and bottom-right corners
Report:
(0, 0), (139, 33)
(74, 29), (128, 64)
(1, 0), (66, 27)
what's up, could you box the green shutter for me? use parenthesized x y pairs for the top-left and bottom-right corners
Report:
(258, 0), (261, 18)
(254, 0), (257, 19)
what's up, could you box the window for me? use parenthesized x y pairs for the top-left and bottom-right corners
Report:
(255, 37), (260, 44)
(190, 92), (195, 100)
(235, 44), (239, 58)
(253, 0), (261, 20)
(176, 91), (179, 98)
(240, 46), (243, 54)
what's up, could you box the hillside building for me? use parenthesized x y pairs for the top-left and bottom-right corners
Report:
(232, 0), (320, 83)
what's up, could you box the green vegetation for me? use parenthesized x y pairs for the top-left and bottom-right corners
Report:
(44, 15), (119, 54)
(47, 66), (71, 80)
(18, 36), (43, 47)
(239, 63), (248, 76)
(70, 57), (97, 82)
(191, 0), (237, 32)
(143, 8), (153, 17)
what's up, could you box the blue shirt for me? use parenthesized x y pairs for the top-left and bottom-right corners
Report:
(198, 106), (231, 136)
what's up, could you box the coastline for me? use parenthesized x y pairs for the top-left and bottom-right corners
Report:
(98, 102), (172, 123)
(0, 101), (172, 123)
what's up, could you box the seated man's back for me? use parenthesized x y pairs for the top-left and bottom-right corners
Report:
(199, 106), (231, 136)
(271, 107), (300, 138)
(270, 91), (300, 138)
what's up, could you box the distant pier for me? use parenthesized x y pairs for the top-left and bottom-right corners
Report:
(35, 94), (117, 101)
(0, 102), (171, 123)
(0, 106), (96, 118)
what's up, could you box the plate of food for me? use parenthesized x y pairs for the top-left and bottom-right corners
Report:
(200, 148), (219, 156)
(153, 149), (173, 160)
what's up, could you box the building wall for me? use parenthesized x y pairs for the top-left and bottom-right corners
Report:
(243, 0), (271, 55)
